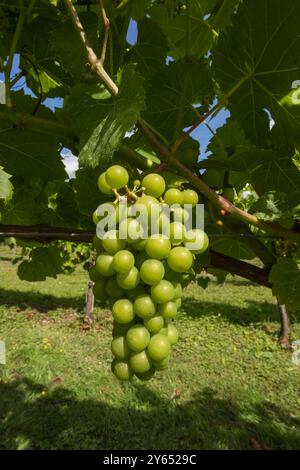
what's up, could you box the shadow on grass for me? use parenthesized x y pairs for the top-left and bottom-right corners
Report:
(0, 287), (85, 313)
(0, 376), (300, 450)
(181, 297), (281, 325)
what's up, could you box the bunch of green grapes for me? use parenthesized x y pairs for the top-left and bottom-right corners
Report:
(89, 164), (209, 381)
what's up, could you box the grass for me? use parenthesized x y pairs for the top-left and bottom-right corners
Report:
(0, 246), (300, 450)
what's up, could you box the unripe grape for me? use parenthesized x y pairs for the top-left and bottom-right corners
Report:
(167, 246), (193, 273)
(140, 259), (165, 285)
(112, 299), (134, 324)
(147, 334), (171, 361)
(142, 173), (166, 198)
(164, 188), (183, 206)
(111, 359), (133, 381)
(126, 325), (150, 352)
(105, 165), (129, 189)
(98, 172), (112, 194)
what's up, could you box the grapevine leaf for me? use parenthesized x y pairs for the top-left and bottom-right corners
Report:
(212, 0), (300, 147)
(79, 64), (145, 168)
(18, 246), (64, 281)
(0, 92), (67, 181)
(150, 1), (215, 60)
(74, 167), (111, 216)
(50, 12), (99, 81)
(207, 119), (253, 159)
(144, 60), (213, 140)
(1, 186), (37, 225)
(0, 167), (13, 202)
(63, 80), (113, 148)
(130, 18), (168, 82)
(269, 259), (300, 311)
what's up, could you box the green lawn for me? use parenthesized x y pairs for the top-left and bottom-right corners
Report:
(0, 246), (300, 450)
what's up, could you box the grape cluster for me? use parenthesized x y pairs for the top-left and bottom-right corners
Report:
(89, 164), (209, 381)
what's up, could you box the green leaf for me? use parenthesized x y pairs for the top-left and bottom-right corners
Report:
(50, 12), (99, 80)
(0, 167), (13, 202)
(18, 246), (64, 281)
(207, 119), (253, 159)
(128, 0), (152, 20)
(269, 259), (300, 311)
(63, 80), (113, 148)
(1, 186), (37, 225)
(0, 93), (67, 181)
(79, 64), (145, 168)
(150, 1), (215, 60)
(144, 60), (213, 140)
(213, 0), (300, 147)
(74, 166), (111, 216)
(201, 149), (300, 199)
(130, 18), (168, 82)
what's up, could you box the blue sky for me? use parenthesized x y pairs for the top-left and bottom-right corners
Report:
(1, 19), (228, 176)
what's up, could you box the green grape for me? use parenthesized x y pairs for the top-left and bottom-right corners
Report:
(130, 350), (152, 373)
(175, 298), (182, 309)
(126, 325), (150, 352)
(132, 238), (147, 251)
(145, 235), (171, 260)
(182, 189), (199, 207)
(158, 211), (170, 235)
(140, 259), (165, 285)
(117, 267), (140, 290)
(151, 280), (175, 304)
(152, 355), (170, 371)
(142, 173), (166, 198)
(111, 359), (133, 381)
(89, 265), (102, 282)
(222, 186), (235, 202)
(184, 229), (209, 254)
(105, 165), (129, 189)
(133, 195), (160, 222)
(135, 368), (156, 381)
(135, 251), (149, 270)
(158, 301), (177, 320)
(112, 250), (135, 273)
(133, 294), (156, 319)
(171, 281), (182, 299)
(98, 172), (112, 194)
(93, 279), (107, 301)
(144, 314), (164, 334)
(147, 334), (171, 361)
(166, 324), (179, 345)
(102, 230), (126, 255)
(112, 299), (134, 324)
(167, 246), (193, 273)
(172, 206), (190, 223)
(93, 235), (103, 253)
(105, 277), (125, 299)
(169, 221), (185, 245)
(164, 188), (183, 206)
(119, 218), (145, 243)
(126, 284), (147, 302)
(95, 253), (115, 277)
(111, 336), (130, 360)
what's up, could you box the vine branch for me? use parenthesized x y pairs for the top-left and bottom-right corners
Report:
(4, 0), (26, 109)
